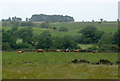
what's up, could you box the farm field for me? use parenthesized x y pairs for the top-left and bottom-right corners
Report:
(2, 21), (119, 79)
(2, 52), (118, 79)
(3, 22), (118, 37)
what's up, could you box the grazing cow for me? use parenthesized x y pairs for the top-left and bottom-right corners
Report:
(21, 50), (24, 53)
(64, 49), (69, 52)
(66, 49), (69, 52)
(37, 49), (44, 53)
(17, 51), (23, 54)
(74, 50), (80, 52)
(92, 50), (98, 53)
(56, 49), (61, 52)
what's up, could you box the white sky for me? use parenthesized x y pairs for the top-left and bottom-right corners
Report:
(0, 0), (119, 21)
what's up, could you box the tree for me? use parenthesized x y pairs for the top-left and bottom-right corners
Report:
(18, 27), (33, 38)
(112, 32), (119, 44)
(11, 21), (19, 32)
(26, 18), (29, 21)
(18, 27), (33, 44)
(12, 16), (22, 22)
(79, 26), (103, 44)
(100, 18), (103, 22)
(53, 27), (56, 30)
(36, 31), (52, 49)
(17, 43), (34, 49)
(98, 33), (113, 51)
(93, 31), (104, 43)
(98, 33), (113, 47)
(2, 31), (17, 50)
(2, 42), (11, 51)
(52, 35), (79, 49)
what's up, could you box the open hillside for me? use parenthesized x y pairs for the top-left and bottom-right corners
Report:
(3, 22), (118, 37)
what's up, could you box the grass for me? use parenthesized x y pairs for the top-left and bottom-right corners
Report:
(2, 63), (118, 79)
(2, 52), (118, 64)
(2, 52), (118, 79)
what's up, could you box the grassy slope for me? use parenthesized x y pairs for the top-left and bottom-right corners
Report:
(2, 52), (118, 79)
(3, 22), (118, 37)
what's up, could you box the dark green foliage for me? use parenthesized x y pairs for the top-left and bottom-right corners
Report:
(2, 42), (11, 51)
(52, 35), (79, 49)
(40, 30), (51, 37)
(98, 33), (113, 47)
(93, 31), (104, 43)
(79, 26), (104, 44)
(2, 16), (22, 22)
(37, 31), (52, 49)
(112, 32), (119, 44)
(17, 43), (34, 49)
(10, 21), (20, 34)
(71, 35), (81, 43)
(29, 14), (74, 22)
(59, 27), (68, 32)
(53, 27), (56, 30)
(52, 37), (63, 49)
(79, 26), (97, 36)
(18, 27), (33, 38)
(18, 27), (33, 44)
(12, 16), (22, 22)
(100, 18), (103, 22)
(2, 31), (17, 50)
(98, 33), (114, 52)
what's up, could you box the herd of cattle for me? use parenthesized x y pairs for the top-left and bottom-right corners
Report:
(71, 59), (120, 65)
(17, 49), (98, 53)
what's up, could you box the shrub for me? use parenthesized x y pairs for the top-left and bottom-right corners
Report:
(2, 42), (11, 51)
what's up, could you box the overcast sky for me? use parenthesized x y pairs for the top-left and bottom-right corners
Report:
(0, 0), (119, 21)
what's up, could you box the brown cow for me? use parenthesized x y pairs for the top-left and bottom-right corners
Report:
(74, 50), (80, 52)
(64, 49), (70, 52)
(37, 49), (44, 53)
(21, 50), (24, 53)
(17, 51), (22, 54)
(92, 50), (98, 53)
(56, 49), (61, 52)
(17, 50), (24, 54)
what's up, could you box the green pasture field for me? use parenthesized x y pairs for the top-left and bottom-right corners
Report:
(2, 52), (118, 79)
(3, 22), (118, 37)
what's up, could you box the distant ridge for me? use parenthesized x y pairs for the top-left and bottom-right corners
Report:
(29, 14), (74, 22)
